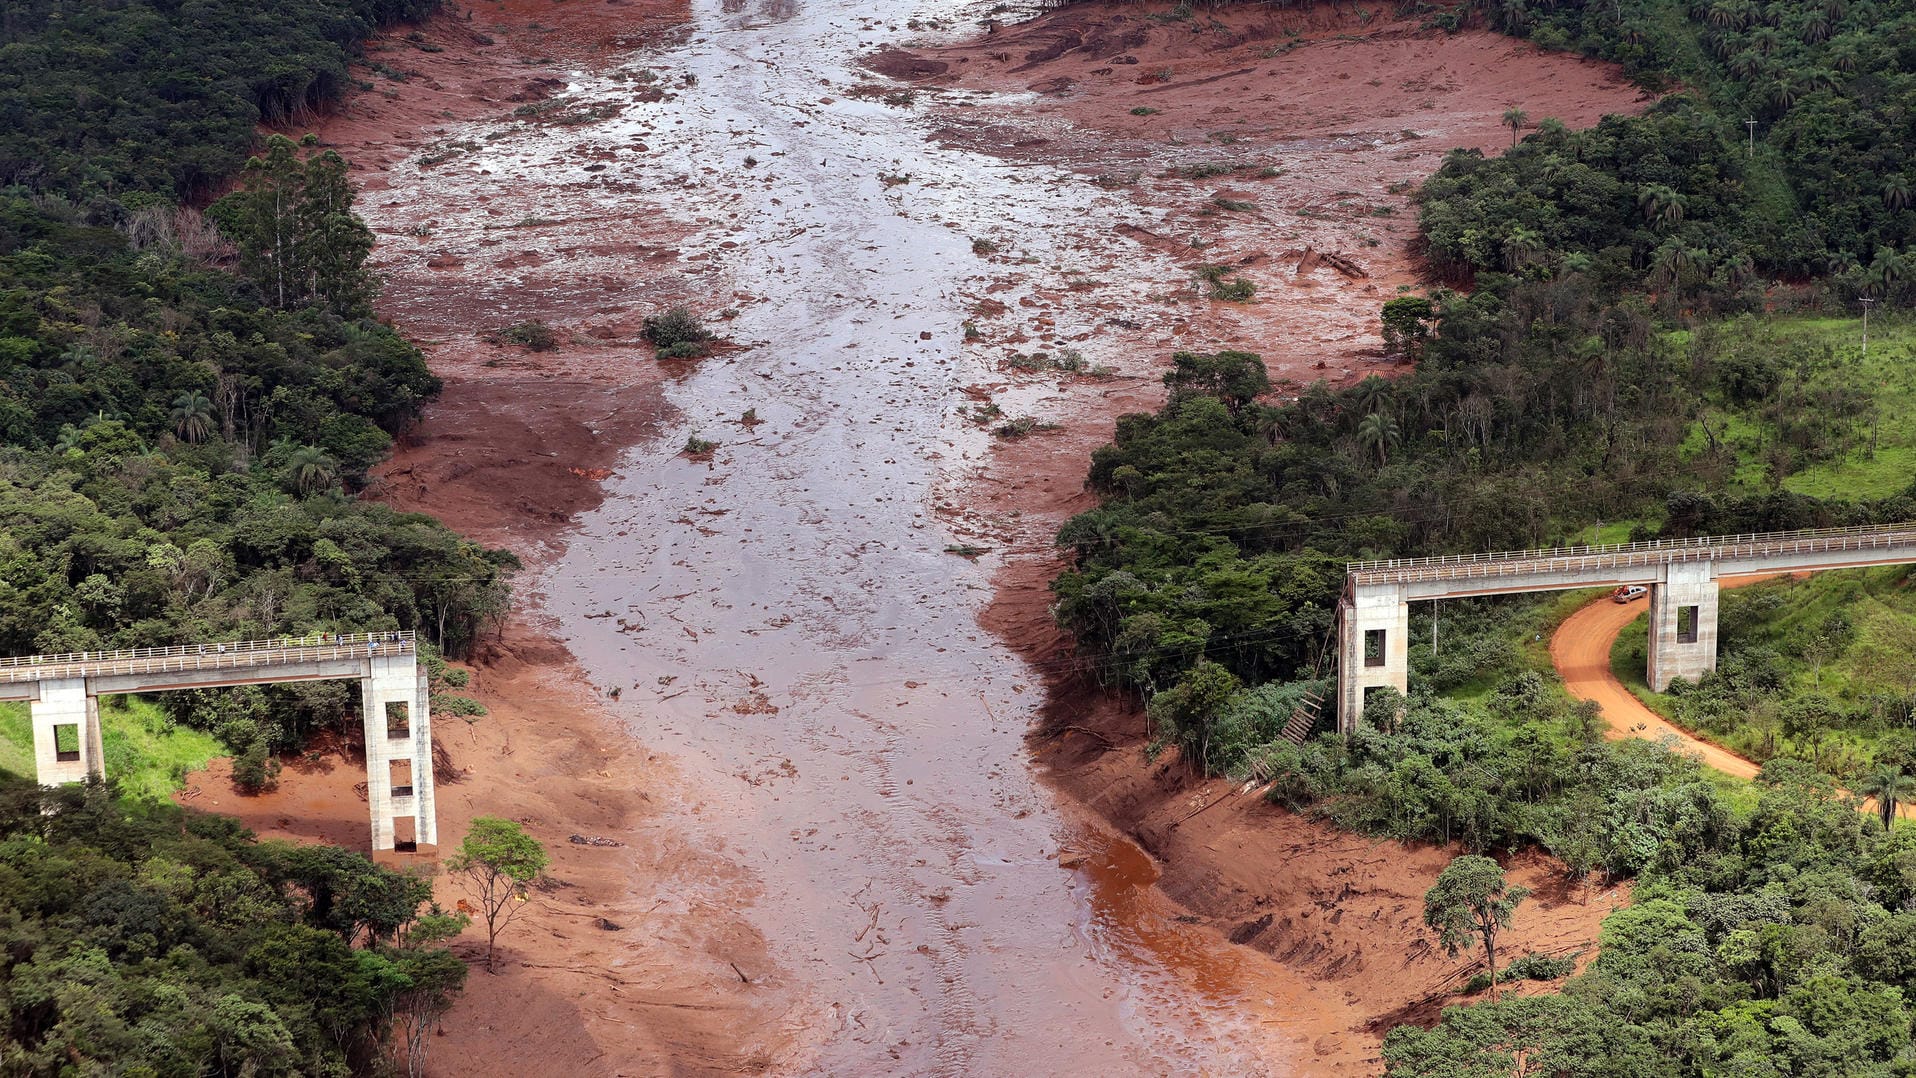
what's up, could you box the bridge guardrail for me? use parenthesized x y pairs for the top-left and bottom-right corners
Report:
(1348, 523), (1916, 586)
(0, 631), (416, 684)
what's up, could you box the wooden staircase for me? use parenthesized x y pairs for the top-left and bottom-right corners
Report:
(1278, 691), (1325, 745)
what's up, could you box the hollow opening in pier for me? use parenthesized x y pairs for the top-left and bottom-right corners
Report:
(1678, 604), (1699, 643)
(392, 815), (418, 852)
(390, 758), (414, 798)
(385, 700), (410, 740)
(1363, 628), (1387, 667)
(53, 723), (80, 763)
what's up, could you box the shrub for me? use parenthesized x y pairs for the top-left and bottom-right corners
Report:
(643, 306), (710, 352)
(1210, 276), (1255, 301)
(231, 739), (280, 793)
(500, 319), (558, 351)
(1502, 952), (1578, 982)
(682, 434), (717, 455)
(655, 341), (706, 360)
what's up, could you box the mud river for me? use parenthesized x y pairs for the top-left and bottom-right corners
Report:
(515, 0), (1295, 1072)
(313, 0), (1652, 1069)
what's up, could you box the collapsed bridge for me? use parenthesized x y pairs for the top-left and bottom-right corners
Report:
(0, 631), (434, 853)
(1337, 523), (1916, 734)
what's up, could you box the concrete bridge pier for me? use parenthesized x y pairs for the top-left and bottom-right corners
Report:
(30, 677), (103, 785)
(1337, 582), (1409, 734)
(1647, 562), (1720, 691)
(359, 651), (437, 853)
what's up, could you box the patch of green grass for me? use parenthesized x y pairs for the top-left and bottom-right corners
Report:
(1694, 315), (1916, 499)
(0, 697), (222, 801)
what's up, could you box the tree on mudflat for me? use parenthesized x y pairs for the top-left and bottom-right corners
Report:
(1502, 107), (1528, 147)
(447, 817), (549, 973)
(1161, 349), (1270, 417)
(1424, 855), (1531, 1001)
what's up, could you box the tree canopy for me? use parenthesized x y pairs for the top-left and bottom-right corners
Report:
(0, 777), (465, 1076)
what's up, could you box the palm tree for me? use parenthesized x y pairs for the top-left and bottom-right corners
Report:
(169, 391), (215, 444)
(1728, 50), (1768, 81)
(1503, 226), (1544, 272)
(1502, 107), (1528, 149)
(1721, 250), (1757, 287)
(1637, 184), (1688, 229)
(53, 424), (84, 454)
(1706, 0), (1747, 29)
(1885, 176), (1912, 212)
(285, 446), (338, 496)
(1651, 242), (1705, 290)
(1867, 248), (1906, 295)
(1354, 375), (1393, 418)
(1857, 766), (1916, 831)
(1798, 68), (1840, 94)
(1357, 412), (1401, 468)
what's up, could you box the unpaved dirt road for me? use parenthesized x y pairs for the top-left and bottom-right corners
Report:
(1552, 579), (1768, 780)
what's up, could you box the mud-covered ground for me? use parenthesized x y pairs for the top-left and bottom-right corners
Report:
(185, 3), (792, 1075)
(189, 1), (1653, 1074)
(892, 3), (1652, 1070)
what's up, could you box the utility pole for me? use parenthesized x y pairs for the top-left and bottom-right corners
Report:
(1861, 296), (1877, 359)
(1431, 599), (1439, 657)
(1745, 117), (1757, 158)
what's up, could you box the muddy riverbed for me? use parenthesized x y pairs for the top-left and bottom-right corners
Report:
(248, 0), (1654, 1072)
(529, 0), (1307, 1069)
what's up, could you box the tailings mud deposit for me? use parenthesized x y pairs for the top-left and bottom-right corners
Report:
(300, 0), (1653, 1074)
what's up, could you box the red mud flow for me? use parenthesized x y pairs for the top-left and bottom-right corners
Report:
(185, 2), (794, 1075)
(188, 1), (1655, 1074)
(908, 2), (1652, 1070)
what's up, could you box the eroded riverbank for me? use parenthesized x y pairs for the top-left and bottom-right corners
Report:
(210, 0), (1656, 1073)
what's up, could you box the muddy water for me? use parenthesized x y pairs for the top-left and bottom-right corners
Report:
(486, 0), (1298, 1072)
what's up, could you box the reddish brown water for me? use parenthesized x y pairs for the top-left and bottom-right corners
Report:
(487, 0), (1311, 1071)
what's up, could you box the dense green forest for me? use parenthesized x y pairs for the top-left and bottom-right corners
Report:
(0, 0), (514, 766)
(0, 778), (467, 1076)
(0, 4), (504, 1070)
(1444, 0), (1916, 297)
(1053, 0), (1916, 1072)
(0, 0), (440, 198)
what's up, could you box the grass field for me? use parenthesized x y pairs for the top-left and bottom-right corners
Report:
(1609, 568), (1916, 777)
(0, 696), (223, 801)
(1682, 314), (1916, 500)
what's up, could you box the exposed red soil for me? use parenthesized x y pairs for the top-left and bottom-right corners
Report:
(912, 3), (1654, 1071)
(1020, 680), (1630, 1072)
(882, 1), (1652, 384)
(184, 2), (795, 1074)
(180, 1), (1658, 1072)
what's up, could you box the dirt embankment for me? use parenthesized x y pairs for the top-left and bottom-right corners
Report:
(1025, 681), (1630, 1070)
(182, 3), (795, 1075)
(885, 3), (1652, 1069)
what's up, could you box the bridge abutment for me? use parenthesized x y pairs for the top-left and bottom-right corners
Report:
(6, 634), (435, 854)
(1337, 582), (1409, 734)
(359, 651), (436, 852)
(30, 677), (101, 785)
(1648, 562), (1720, 691)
